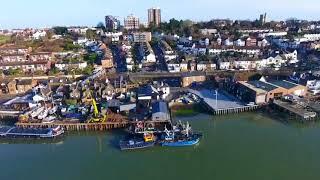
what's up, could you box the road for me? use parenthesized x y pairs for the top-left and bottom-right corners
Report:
(109, 45), (127, 73)
(152, 42), (169, 72)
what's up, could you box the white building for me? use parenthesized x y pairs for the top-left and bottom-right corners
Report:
(219, 61), (231, 70)
(32, 31), (47, 40)
(234, 39), (246, 46)
(55, 61), (88, 71)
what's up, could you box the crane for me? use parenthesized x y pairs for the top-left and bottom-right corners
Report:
(88, 91), (107, 123)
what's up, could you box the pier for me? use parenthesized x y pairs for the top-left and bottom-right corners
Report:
(188, 89), (259, 115)
(0, 110), (24, 118)
(15, 120), (171, 131)
(273, 100), (317, 121)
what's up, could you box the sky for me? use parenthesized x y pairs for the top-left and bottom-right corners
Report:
(0, 0), (320, 29)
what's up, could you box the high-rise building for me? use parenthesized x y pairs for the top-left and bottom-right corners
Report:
(124, 14), (140, 30)
(148, 7), (161, 27)
(259, 13), (267, 25)
(105, 15), (120, 31)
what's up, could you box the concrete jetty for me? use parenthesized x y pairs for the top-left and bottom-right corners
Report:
(188, 89), (258, 115)
(273, 100), (317, 121)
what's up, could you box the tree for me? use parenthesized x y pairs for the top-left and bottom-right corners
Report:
(84, 53), (98, 64)
(85, 29), (98, 40)
(96, 22), (106, 32)
(53, 26), (68, 35)
(81, 65), (94, 75)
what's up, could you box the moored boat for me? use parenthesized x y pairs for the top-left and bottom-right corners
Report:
(0, 126), (64, 139)
(160, 122), (202, 147)
(161, 134), (202, 147)
(119, 133), (156, 150)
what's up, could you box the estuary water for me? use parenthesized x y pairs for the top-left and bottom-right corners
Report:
(1, 112), (320, 180)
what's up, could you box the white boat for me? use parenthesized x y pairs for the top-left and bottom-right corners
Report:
(42, 116), (56, 124)
(38, 109), (49, 120)
(31, 107), (44, 118)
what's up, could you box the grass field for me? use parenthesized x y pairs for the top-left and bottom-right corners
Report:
(0, 35), (10, 44)
(172, 104), (205, 117)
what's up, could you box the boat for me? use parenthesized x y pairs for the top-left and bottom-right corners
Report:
(161, 134), (201, 147)
(161, 122), (202, 147)
(0, 126), (64, 139)
(38, 108), (49, 120)
(31, 107), (44, 118)
(49, 106), (58, 115)
(42, 116), (56, 124)
(119, 133), (156, 150)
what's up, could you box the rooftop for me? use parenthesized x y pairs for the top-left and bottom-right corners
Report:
(238, 81), (267, 94)
(247, 80), (278, 92)
(152, 101), (169, 114)
(267, 80), (299, 89)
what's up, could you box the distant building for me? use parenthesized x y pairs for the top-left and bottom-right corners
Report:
(259, 13), (267, 25)
(148, 7), (161, 27)
(133, 32), (152, 42)
(124, 14), (140, 30)
(105, 15), (120, 31)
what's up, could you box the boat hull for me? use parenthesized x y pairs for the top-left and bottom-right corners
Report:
(161, 137), (200, 147)
(120, 141), (155, 151)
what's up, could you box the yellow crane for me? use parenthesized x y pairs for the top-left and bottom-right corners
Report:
(88, 91), (107, 123)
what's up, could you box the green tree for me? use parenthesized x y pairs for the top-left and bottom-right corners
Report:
(84, 53), (98, 65)
(86, 29), (98, 40)
(53, 26), (68, 35)
(81, 65), (94, 75)
(96, 22), (106, 32)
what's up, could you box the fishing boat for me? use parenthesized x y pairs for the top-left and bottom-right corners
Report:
(119, 133), (156, 150)
(161, 122), (202, 147)
(0, 126), (64, 139)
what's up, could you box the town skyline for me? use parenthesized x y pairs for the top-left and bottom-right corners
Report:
(1, 0), (320, 29)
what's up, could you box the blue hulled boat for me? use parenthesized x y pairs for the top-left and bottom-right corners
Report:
(161, 134), (201, 147)
(161, 122), (202, 147)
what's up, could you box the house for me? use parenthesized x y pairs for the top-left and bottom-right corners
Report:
(142, 42), (156, 63)
(32, 31), (47, 40)
(137, 85), (159, 100)
(224, 38), (234, 46)
(0, 61), (51, 72)
(234, 39), (246, 47)
(55, 61), (87, 71)
(153, 81), (170, 100)
(197, 61), (217, 71)
(151, 101), (170, 122)
(218, 61), (231, 70)
(194, 45), (207, 56)
(233, 58), (259, 70)
(200, 29), (217, 35)
(181, 73), (206, 87)
(133, 32), (152, 42)
(245, 37), (257, 47)
(167, 59), (181, 73)
(16, 79), (37, 94)
(257, 39), (269, 47)
(0, 80), (17, 95)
